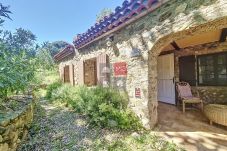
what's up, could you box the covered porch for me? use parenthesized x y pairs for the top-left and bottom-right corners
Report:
(156, 102), (227, 151)
(148, 18), (227, 150)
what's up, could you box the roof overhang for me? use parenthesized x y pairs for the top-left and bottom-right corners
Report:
(161, 29), (225, 52)
(73, 0), (169, 50)
(54, 45), (75, 62)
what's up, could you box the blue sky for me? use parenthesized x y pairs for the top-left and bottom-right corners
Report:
(1, 0), (123, 44)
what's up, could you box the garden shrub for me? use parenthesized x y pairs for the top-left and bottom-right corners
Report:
(0, 44), (36, 100)
(46, 81), (62, 99)
(47, 84), (143, 130)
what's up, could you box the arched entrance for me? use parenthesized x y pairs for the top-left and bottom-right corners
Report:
(148, 17), (227, 128)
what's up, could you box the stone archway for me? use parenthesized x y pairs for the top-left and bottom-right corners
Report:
(148, 17), (227, 128)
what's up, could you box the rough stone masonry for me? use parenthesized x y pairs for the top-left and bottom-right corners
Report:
(58, 0), (227, 129)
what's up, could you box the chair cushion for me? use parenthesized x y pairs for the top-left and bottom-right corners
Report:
(178, 85), (193, 97)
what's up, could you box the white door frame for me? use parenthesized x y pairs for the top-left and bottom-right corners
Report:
(157, 53), (176, 105)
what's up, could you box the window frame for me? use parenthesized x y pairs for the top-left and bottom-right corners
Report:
(197, 52), (227, 86)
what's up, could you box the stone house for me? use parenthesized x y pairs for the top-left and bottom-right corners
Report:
(54, 0), (227, 129)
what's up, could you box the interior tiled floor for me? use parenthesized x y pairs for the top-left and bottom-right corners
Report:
(153, 102), (227, 151)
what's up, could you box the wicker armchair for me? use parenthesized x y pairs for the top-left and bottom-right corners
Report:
(176, 82), (203, 113)
(204, 104), (227, 126)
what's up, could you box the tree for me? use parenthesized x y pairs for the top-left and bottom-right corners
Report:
(0, 44), (36, 100)
(96, 8), (112, 23)
(0, 3), (12, 25)
(35, 41), (69, 70)
(41, 41), (68, 57)
(36, 47), (55, 70)
(0, 28), (37, 56)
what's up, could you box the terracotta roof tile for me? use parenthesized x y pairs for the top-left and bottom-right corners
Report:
(73, 0), (160, 49)
(54, 45), (75, 62)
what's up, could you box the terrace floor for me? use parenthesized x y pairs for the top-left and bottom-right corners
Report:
(154, 102), (227, 151)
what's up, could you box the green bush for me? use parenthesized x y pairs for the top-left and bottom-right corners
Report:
(47, 84), (142, 130)
(46, 81), (62, 99)
(0, 44), (36, 100)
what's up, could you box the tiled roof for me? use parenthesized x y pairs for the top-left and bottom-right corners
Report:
(54, 45), (75, 62)
(73, 0), (161, 49)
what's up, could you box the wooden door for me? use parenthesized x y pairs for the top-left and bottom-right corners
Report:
(157, 53), (176, 104)
(84, 59), (97, 86)
(64, 65), (70, 83)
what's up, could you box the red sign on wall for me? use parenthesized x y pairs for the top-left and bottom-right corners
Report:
(135, 88), (141, 98)
(114, 62), (127, 76)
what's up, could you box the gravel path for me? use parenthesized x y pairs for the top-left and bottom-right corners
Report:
(17, 99), (121, 151)
(17, 99), (183, 151)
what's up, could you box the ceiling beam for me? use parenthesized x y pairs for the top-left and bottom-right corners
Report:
(219, 28), (227, 42)
(171, 41), (180, 51)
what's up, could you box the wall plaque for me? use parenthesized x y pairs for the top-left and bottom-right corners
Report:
(114, 62), (127, 76)
(135, 88), (141, 98)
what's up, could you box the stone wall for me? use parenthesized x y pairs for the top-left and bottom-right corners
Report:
(0, 99), (34, 151)
(73, 44), (150, 128)
(58, 0), (227, 128)
(196, 86), (227, 104)
(175, 41), (227, 104)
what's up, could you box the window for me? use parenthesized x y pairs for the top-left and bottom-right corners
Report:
(179, 55), (196, 86)
(198, 52), (227, 86)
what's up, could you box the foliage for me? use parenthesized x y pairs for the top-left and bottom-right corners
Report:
(35, 41), (68, 70)
(47, 84), (142, 130)
(0, 28), (37, 57)
(41, 41), (69, 57)
(0, 3), (12, 26)
(34, 69), (60, 86)
(0, 4), (37, 100)
(96, 8), (112, 23)
(36, 48), (55, 70)
(0, 44), (36, 99)
(46, 81), (62, 99)
(17, 97), (183, 151)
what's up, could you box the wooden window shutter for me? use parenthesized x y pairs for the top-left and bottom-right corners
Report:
(179, 55), (196, 86)
(96, 54), (110, 85)
(78, 60), (84, 85)
(69, 64), (75, 86)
